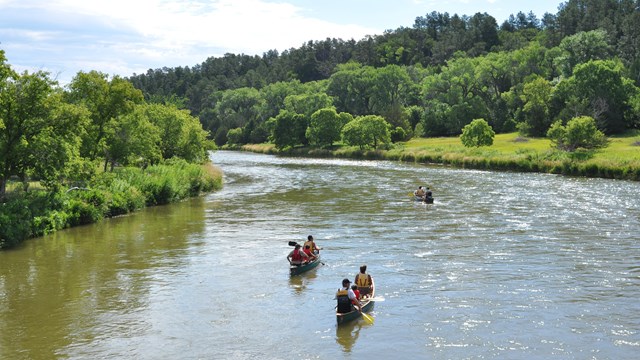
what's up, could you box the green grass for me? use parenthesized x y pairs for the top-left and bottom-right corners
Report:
(240, 132), (640, 181)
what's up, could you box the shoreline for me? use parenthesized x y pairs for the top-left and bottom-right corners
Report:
(230, 133), (640, 182)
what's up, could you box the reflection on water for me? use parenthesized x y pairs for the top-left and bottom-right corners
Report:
(335, 320), (373, 352)
(288, 269), (319, 295)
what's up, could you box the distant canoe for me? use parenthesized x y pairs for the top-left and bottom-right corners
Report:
(413, 194), (434, 204)
(289, 254), (321, 276)
(336, 289), (375, 325)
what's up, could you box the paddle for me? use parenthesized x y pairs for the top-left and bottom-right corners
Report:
(361, 311), (374, 323)
(366, 297), (385, 302)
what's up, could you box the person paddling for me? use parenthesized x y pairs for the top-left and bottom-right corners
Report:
(336, 278), (360, 313)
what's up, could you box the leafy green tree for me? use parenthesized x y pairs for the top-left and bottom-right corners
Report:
(306, 108), (345, 147)
(420, 55), (488, 136)
(284, 92), (333, 120)
(460, 118), (495, 147)
(519, 76), (554, 136)
(258, 80), (305, 122)
(553, 59), (635, 134)
(370, 65), (412, 128)
(341, 115), (391, 149)
(226, 127), (243, 145)
(555, 29), (613, 77)
(65, 71), (144, 160)
(547, 115), (608, 151)
(0, 70), (85, 197)
(141, 103), (210, 162)
(103, 107), (161, 171)
(213, 87), (263, 143)
(271, 110), (307, 149)
(326, 62), (376, 115)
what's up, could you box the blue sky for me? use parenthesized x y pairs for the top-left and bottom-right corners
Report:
(0, 0), (563, 85)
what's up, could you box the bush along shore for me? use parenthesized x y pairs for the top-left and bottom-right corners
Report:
(235, 132), (640, 181)
(0, 159), (223, 250)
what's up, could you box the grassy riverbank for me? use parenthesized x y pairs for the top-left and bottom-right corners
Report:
(238, 132), (640, 181)
(0, 160), (223, 249)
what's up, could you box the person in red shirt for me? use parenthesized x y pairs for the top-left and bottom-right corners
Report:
(351, 284), (361, 300)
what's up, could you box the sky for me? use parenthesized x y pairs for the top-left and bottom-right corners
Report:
(0, 0), (564, 85)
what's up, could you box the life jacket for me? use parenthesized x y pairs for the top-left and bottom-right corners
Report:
(291, 248), (303, 262)
(303, 246), (313, 257)
(336, 288), (352, 313)
(304, 240), (317, 253)
(355, 273), (372, 287)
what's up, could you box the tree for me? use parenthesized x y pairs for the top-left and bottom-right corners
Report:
(341, 115), (391, 149)
(326, 63), (376, 115)
(65, 71), (144, 160)
(370, 65), (413, 130)
(226, 128), (243, 145)
(271, 110), (307, 149)
(553, 59), (635, 134)
(519, 76), (554, 136)
(141, 103), (210, 163)
(306, 108), (347, 147)
(460, 118), (495, 147)
(103, 107), (161, 171)
(212, 87), (263, 143)
(547, 116), (608, 151)
(555, 29), (613, 77)
(0, 70), (85, 197)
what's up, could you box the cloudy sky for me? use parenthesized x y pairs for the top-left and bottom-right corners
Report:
(0, 0), (563, 84)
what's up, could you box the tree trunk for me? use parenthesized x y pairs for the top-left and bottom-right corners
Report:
(0, 176), (7, 200)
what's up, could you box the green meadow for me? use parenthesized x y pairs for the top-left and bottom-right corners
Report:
(240, 132), (640, 181)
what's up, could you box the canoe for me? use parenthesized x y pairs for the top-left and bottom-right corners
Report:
(413, 195), (434, 204)
(289, 254), (321, 276)
(336, 289), (375, 325)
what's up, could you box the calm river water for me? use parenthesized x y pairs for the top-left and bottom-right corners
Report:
(1, 150), (639, 359)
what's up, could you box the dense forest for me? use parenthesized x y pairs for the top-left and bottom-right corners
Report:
(127, 0), (640, 149)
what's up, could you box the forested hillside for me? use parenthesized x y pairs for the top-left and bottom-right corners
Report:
(127, 0), (640, 148)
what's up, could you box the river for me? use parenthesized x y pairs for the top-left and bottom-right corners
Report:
(1, 150), (639, 359)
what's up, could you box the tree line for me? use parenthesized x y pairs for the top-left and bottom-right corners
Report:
(1, 50), (219, 248)
(126, 0), (640, 150)
(0, 54), (212, 201)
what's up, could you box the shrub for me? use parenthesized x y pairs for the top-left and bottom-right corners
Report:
(547, 116), (608, 151)
(460, 119), (495, 147)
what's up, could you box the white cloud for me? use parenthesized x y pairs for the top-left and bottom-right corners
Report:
(1, 0), (378, 82)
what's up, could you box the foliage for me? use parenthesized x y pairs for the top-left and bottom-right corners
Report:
(226, 127), (243, 145)
(555, 29), (613, 77)
(460, 118), (496, 147)
(341, 115), (391, 149)
(306, 107), (346, 147)
(140, 103), (210, 162)
(271, 110), (308, 149)
(553, 59), (635, 134)
(65, 71), (144, 160)
(0, 70), (84, 198)
(0, 160), (222, 249)
(547, 116), (608, 151)
(519, 76), (553, 136)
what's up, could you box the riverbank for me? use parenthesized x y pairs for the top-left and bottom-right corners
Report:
(0, 160), (223, 249)
(235, 132), (640, 181)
